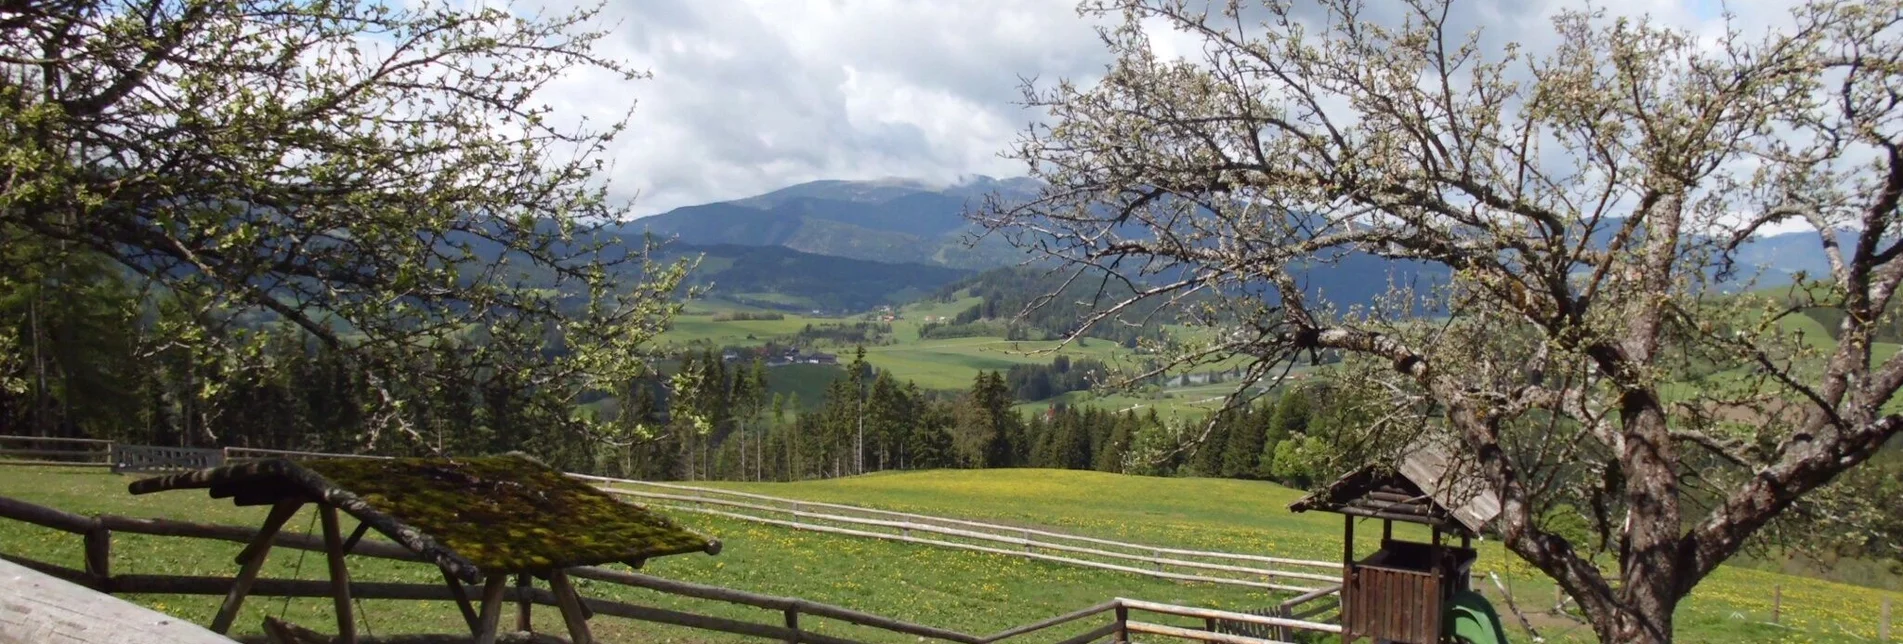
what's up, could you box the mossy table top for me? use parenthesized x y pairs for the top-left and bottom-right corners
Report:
(129, 455), (718, 582)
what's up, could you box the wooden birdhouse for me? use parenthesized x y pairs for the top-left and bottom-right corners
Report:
(1290, 440), (1504, 644)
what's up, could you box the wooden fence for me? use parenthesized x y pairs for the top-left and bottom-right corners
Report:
(0, 436), (392, 472)
(0, 493), (1341, 644)
(0, 438), (1344, 595)
(0, 435), (112, 467)
(574, 475), (1342, 594)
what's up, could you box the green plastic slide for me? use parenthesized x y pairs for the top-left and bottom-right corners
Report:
(1445, 590), (1511, 644)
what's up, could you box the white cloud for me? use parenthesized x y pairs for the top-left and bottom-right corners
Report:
(509, 0), (1810, 218)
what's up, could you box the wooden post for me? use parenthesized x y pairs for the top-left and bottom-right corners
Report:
(475, 574), (508, 644)
(340, 521), (371, 555)
(83, 525), (111, 582)
(319, 503), (358, 644)
(1113, 603), (1129, 643)
(1023, 530), (1032, 552)
(1343, 515), (1355, 564)
(1381, 519), (1392, 542)
(1772, 585), (1781, 624)
(210, 500), (301, 634)
(439, 566), (481, 634)
(783, 606), (800, 644)
(516, 573), (533, 632)
(1879, 596), (1890, 641)
(548, 569), (594, 644)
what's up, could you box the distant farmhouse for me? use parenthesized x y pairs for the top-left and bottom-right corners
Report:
(760, 347), (838, 366)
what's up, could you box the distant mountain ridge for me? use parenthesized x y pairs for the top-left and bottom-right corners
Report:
(652, 243), (968, 313)
(627, 177), (1841, 312)
(625, 176), (1042, 269)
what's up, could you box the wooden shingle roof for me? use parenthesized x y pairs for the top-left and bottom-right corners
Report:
(1288, 439), (1501, 536)
(129, 455), (719, 583)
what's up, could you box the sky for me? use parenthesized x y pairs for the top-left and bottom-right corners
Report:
(526, 0), (1802, 218)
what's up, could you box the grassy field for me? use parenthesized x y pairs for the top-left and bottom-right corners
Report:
(0, 467), (1289, 643)
(7, 465), (1897, 643)
(710, 469), (1903, 644)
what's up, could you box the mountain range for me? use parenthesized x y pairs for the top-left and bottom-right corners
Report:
(629, 176), (1835, 311)
(624, 176), (1041, 269)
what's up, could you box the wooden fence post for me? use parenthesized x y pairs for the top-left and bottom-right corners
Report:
(783, 606), (800, 644)
(516, 574), (533, 632)
(83, 525), (111, 582)
(1113, 603), (1129, 644)
(1772, 585), (1781, 624)
(1881, 596), (1891, 641)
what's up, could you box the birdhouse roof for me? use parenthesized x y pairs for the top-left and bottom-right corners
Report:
(1288, 439), (1501, 536)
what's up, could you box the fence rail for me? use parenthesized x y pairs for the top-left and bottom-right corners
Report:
(0, 435), (112, 467)
(0, 437), (1344, 592)
(572, 474), (1342, 593)
(593, 485), (1332, 592)
(574, 475), (1340, 572)
(0, 493), (1337, 644)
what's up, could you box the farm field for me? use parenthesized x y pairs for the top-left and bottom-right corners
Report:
(658, 296), (1241, 415)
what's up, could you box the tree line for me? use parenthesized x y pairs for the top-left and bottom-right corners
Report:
(608, 344), (1370, 489)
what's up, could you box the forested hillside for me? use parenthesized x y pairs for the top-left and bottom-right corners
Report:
(654, 243), (968, 312)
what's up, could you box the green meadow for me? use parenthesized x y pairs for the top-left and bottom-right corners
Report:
(4, 466), (1897, 643)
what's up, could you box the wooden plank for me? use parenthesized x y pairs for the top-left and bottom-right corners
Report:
(0, 448), (109, 459)
(440, 566), (481, 635)
(1115, 598), (1341, 634)
(570, 566), (982, 643)
(0, 459), (112, 467)
(1124, 620), (1296, 644)
(320, 503), (358, 644)
(98, 513), (421, 563)
(973, 600), (1117, 641)
(1277, 584), (1340, 610)
(581, 475), (1341, 570)
(1047, 621), (1120, 644)
(605, 489), (1338, 584)
(0, 434), (115, 445)
(110, 444), (226, 474)
(212, 500), (302, 633)
(0, 557), (235, 644)
(547, 570), (593, 644)
(515, 574), (532, 633)
(221, 447), (392, 462)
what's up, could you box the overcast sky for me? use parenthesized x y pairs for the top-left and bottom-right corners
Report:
(535, 0), (1793, 218)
